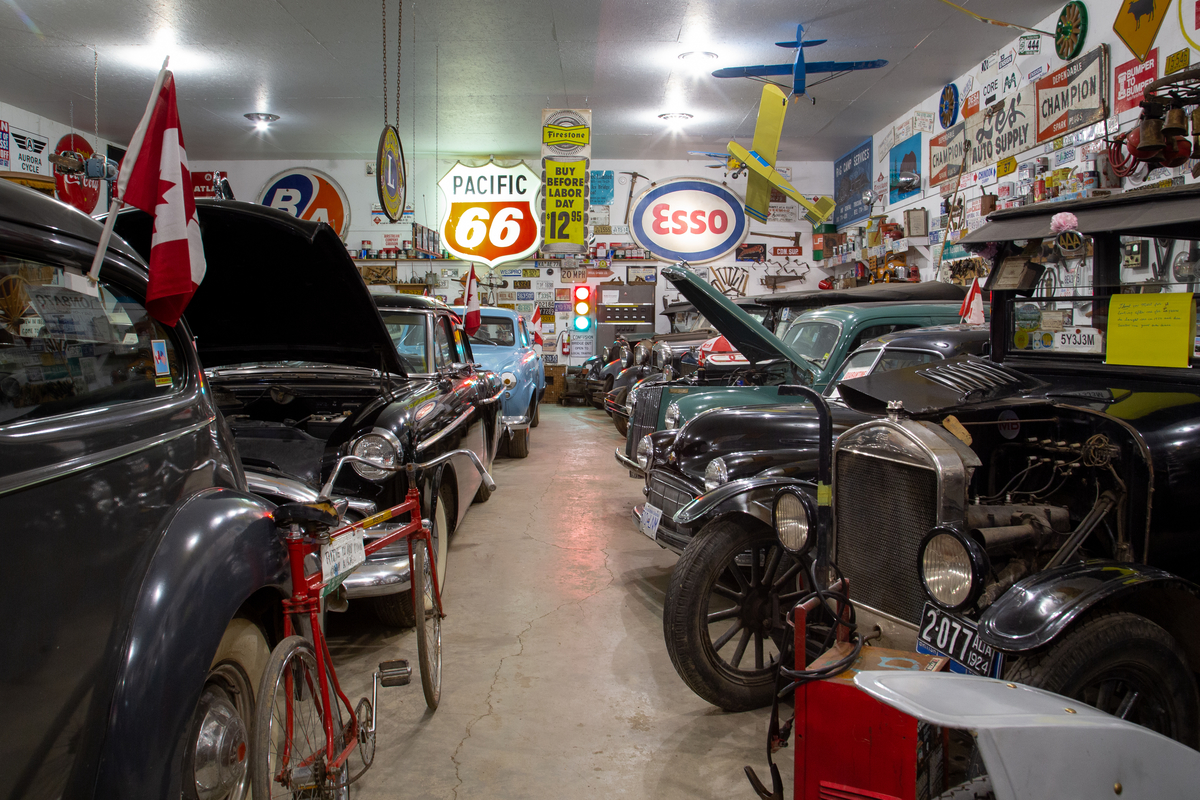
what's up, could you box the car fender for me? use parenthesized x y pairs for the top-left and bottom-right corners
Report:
(95, 487), (287, 797)
(675, 476), (817, 529)
(978, 561), (1200, 654)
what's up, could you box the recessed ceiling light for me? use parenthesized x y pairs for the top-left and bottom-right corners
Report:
(658, 112), (694, 121)
(678, 51), (718, 61)
(244, 112), (280, 131)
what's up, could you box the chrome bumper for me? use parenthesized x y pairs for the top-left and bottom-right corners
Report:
(343, 554), (412, 598)
(614, 447), (644, 478)
(502, 413), (530, 438)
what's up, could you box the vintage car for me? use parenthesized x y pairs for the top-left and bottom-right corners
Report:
(640, 326), (988, 710)
(752, 185), (1200, 747)
(451, 304), (544, 457)
(114, 201), (503, 628)
(617, 269), (966, 478)
(0, 179), (289, 798)
(585, 336), (643, 409)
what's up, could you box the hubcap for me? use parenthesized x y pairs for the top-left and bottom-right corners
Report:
(191, 685), (248, 800)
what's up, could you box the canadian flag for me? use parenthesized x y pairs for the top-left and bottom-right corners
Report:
(530, 304), (543, 346)
(463, 265), (481, 335)
(960, 277), (985, 325)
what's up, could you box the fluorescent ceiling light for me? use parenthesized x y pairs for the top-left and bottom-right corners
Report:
(244, 112), (280, 131)
(658, 112), (694, 121)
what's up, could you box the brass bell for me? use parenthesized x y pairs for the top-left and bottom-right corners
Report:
(1139, 115), (1166, 151)
(1191, 107), (1200, 136)
(1163, 106), (1189, 136)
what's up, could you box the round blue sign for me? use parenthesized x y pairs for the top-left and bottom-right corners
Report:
(628, 178), (747, 263)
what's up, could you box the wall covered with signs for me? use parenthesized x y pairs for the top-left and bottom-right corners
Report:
(863, 0), (1200, 282)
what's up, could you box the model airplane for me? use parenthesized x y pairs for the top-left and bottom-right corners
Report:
(687, 151), (746, 177)
(712, 23), (887, 100)
(726, 83), (836, 226)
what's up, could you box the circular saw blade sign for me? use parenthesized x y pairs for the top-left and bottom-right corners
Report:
(629, 178), (747, 263)
(439, 161), (542, 267)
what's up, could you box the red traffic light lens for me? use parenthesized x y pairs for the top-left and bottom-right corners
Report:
(574, 285), (590, 301)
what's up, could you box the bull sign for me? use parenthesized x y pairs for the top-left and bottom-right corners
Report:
(438, 161), (543, 267)
(629, 177), (748, 263)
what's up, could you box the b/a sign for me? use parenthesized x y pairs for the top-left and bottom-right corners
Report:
(438, 161), (542, 267)
(628, 177), (747, 263)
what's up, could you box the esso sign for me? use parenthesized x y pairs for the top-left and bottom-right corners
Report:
(439, 161), (542, 267)
(630, 177), (747, 263)
(53, 134), (101, 214)
(257, 168), (351, 239)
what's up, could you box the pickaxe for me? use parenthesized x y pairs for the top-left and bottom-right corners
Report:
(750, 230), (803, 247)
(621, 171), (652, 225)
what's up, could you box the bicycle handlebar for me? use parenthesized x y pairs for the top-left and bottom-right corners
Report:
(319, 448), (497, 499)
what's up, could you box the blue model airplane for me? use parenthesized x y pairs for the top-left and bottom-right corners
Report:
(712, 23), (887, 99)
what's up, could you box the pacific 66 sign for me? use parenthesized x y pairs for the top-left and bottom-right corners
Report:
(629, 177), (747, 263)
(438, 161), (542, 267)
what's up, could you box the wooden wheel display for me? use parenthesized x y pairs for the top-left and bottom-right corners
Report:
(0, 274), (30, 335)
(1055, 1), (1087, 61)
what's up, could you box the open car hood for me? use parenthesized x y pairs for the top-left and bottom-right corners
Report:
(660, 265), (811, 371)
(112, 200), (406, 375)
(837, 355), (1047, 416)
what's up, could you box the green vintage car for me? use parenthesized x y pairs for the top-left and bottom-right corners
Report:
(616, 268), (967, 476)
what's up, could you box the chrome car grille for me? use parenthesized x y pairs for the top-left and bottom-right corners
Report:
(647, 469), (699, 534)
(834, 450), (937, 625)
(626, 388), (663, 457)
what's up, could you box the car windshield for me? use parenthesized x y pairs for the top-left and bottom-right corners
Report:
(824, 349), (879, 397)
(470, 316), (516, 347)
(379, 310), (430, 373)
(780, 320), (841, 366)
(671, 310), (710, 333)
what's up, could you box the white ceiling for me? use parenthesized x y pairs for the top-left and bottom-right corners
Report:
(0, 0), (1066, 163)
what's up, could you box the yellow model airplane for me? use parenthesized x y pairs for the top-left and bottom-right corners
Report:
(728, 84), (836, 226)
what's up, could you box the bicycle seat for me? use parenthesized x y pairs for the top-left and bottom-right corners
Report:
(273, 499), (341, 533)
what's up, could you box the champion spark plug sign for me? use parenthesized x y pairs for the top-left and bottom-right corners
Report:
(438, 161), (542, 267)
(629, 178), (748, 263)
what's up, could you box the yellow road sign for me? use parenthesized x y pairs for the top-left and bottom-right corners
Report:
(1113, 0), (1172, 63)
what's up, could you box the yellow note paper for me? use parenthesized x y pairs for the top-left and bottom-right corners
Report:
(1106, 293), (1196, 368)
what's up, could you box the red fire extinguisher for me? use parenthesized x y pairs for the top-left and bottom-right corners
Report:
(561, 333), (571, 356)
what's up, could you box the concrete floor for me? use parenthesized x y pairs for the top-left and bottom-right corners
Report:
(325, 402), (794, 798)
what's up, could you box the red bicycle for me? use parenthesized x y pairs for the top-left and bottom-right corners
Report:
(250, 449), (494, 798)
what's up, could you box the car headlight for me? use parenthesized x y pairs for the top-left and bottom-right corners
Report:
(625, 388), (638, 414)
(919, 527), (989, 611)
(664, 401), (682, 430)
(773, 489), (813, 554)
(351, 433), (398, 481)
(703, 457), (729, 491)
(636, 434), (654, 470)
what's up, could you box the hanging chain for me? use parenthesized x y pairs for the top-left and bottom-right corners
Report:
(381, 0), (388, 128)
(396, 0), (402, 130)
(94, 49), (99, 145)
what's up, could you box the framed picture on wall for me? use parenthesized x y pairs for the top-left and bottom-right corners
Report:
(627, 265), (657, 283)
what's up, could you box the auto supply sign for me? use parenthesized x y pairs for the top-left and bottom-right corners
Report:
(438, 160), (542, 268)
(628, 177), (747, 263)
(1036, 46), (1108, 144)
(257, 168), (352, 239)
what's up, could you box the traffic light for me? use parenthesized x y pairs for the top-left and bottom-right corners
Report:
(572, 285), (593, 331)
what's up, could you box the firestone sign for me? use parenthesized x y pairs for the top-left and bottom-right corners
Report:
(628, 178), (748, 263)
(438, 161), (542, 267)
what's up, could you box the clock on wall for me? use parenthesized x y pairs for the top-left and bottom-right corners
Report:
(939, 83), (959, 129)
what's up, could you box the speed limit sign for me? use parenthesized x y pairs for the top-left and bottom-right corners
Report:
(438, 161), (543, 267)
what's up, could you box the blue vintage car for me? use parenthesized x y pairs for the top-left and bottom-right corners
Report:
(452, 305), (544, 458)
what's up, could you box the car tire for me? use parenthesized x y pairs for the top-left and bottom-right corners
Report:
(614, 414), (628, 437)
(934, 777), (995, 800)
(508, 425), (530, 458)
(530, 397), (540, 428)
(601, 377), (614, 413)
(374, 486), (451, 627)
(473, 476), (492, 504)
(664, 519), (805, 712)
(1006, 611), (1200, 748)
(182, 618), (269, 800)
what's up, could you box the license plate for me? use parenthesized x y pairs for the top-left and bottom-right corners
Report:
(915, 602), (1000, 677)
(321, 528), (366, 587)
(639, 503), (663, 540)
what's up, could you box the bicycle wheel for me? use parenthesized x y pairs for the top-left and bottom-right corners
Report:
(251, 635), (346, 799)
(412, 539), (442, 710)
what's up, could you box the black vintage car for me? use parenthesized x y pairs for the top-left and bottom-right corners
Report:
(112, 202), (503, 626)
(639, 325), (988, 709)
(760, 184), (1200, 747)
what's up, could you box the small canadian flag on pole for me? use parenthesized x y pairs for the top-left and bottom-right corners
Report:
(959, 277), (985, 325)
(530, 304), (543, 346)
(88, 57), (206, 327)
(463, 265), (481, 335)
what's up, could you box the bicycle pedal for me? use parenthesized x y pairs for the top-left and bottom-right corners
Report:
(379, 659), (411, 686)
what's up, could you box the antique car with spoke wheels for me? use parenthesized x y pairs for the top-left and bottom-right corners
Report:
(772, 185), (1200, 748)
(649, 326), (987, 709)
(114, 202), (503, 629)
